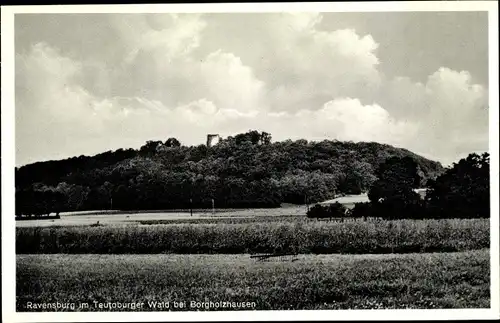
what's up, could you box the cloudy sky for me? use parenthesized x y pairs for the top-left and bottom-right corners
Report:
(15, 11), (489, 166)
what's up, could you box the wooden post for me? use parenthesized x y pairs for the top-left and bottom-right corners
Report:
(190, 198), (193, 217)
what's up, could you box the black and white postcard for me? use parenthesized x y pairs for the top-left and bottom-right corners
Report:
(1, 2), (499, 322)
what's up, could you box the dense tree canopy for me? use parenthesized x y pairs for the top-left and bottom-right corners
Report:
(15, 131), (444, 215)
(426, 152), (489, 218)
(349, 152), (490, 220)
(368, 156), (422, 201)
(16, 186), (65, 217)
(367, 156), (424, 219)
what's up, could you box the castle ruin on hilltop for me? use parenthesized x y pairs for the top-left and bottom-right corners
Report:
(206, 134), (220, 147)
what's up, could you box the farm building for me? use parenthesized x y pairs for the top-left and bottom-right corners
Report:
(414, 188), (428, 199)
(320, 189), (428, 209)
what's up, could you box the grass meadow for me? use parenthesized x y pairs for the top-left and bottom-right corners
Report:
(16, 249), (490, 311)
(16, 218), (489, 254)
(16, 214), (491, 311)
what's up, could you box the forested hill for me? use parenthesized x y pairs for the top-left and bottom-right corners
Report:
(15, 131), (444, 212)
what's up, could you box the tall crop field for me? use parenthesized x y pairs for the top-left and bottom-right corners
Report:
(16, 218), (489, 254)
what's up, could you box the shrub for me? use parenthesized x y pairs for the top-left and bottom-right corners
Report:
(307, 202), (346, 219)
(307, 204), (329, 219)
(351, 202), (372, 218)
(327, 202), (346, 218)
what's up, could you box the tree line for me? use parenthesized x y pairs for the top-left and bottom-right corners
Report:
(15, 130), (444, 217)
(307, 153), (490, 220)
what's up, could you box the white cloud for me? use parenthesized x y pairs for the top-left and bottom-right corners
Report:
(16, 43), (110, 164)
(376, 67), (488, 164)
(104, 14), (267, 115)
(285, 12), (323, 32)
(257, 14), (382, 111)
(110, 13), (207, 64)
(16, 43), (96, 130)
(198, 50), (266, 112)
(255, 98), (416, 146)
(314, 98), (413, 142)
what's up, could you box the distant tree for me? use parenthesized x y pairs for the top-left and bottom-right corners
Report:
(350, 202), (372, 219)
(15, 189), (32, 217)
(15, 187), (65, 217)
(337, 173), (363, 195)
(279, 171), (336, 205)
(235, 130), (260, 145)
(165, 137), (181, 148)
(426, 152), (489, 218)
(327, 202), (346, 219)
(234, 130), (272, 146)
(54, 182), (90, 211)
(306, 202), (345, 220)
(369, 157), (421, 199)
(46, 190), (66, 217)
(139, 140), (163, 155)
(260, 131), (272, 145)
(368, 156), (423, 219)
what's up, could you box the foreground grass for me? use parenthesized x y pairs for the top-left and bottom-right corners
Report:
(16, 218), (489, 254)
(16, 250), (490, 311)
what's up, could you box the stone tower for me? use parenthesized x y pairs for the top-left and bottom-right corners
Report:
(206, 134), (220, 147)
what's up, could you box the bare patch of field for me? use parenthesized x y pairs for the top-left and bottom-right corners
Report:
(16, 206), (308, 227)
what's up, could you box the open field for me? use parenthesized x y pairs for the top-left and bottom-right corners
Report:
(15, 210), (491, 311)
(58, 206), (308, 216)
(16, 218), (489, 254)
(16, 207), (308, 227)
(16, 249), (490, 311)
